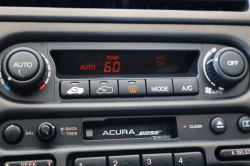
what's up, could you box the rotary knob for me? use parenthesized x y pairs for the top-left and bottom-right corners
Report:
(1, 47), (46, 91)
(204, 47), (248, 88)
(37, 122), (57, 142)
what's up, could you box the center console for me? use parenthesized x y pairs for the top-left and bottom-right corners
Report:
(0, 22), (249, 166)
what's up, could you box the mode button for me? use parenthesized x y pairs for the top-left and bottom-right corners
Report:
(147, 79), (173, 96)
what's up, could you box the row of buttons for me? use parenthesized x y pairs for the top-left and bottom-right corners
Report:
(210, 116), (250, 134)
(75, 152), (204, 166)
(60, 79), (199, 98)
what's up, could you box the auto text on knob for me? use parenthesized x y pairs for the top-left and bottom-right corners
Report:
(13, 62), (33, 68)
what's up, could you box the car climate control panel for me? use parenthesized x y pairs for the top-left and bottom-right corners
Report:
(0, 42), (248, 102)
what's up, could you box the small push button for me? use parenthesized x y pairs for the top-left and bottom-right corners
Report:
(119, 80), (146, 97)
(142, 153), (173, 166)
(4, 160), (54, 166)
(146, 79), (173, 96)
(3, 124), (23, 144)
(109, 155), (140, 166)
(210, 117), (227, 134)
(60, 81), (89, 98)
(219, 148), (250, 159)
(173, 79), (199, 95)
(174, 152), (204, 166)
(90, 80), (118, 97)
(238, 116), (250, 133)
(75, 157), (106, 166)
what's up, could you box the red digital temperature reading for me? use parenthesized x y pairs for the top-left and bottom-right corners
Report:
(104, 56), (121, 73)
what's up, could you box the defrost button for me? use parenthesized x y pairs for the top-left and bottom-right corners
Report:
(119, 80), (146, 97)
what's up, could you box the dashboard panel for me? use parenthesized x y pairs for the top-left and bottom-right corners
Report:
(0, 6), (250, 166)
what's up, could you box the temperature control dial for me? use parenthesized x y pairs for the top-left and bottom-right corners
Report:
(204, 47), (248, 88)
(1, 47), (46, 91)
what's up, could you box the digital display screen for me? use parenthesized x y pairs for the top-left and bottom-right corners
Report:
(83, 117), (177, 140)
(51, 50), (198, 77)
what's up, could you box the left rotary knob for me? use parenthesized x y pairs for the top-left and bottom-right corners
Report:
(1, 47), (46, 91)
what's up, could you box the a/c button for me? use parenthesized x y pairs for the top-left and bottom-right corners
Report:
(173, 79), (199, 95)
(147, 79), (173, 96)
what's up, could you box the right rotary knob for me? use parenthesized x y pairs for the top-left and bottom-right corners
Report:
(205, 47), (248, 88)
